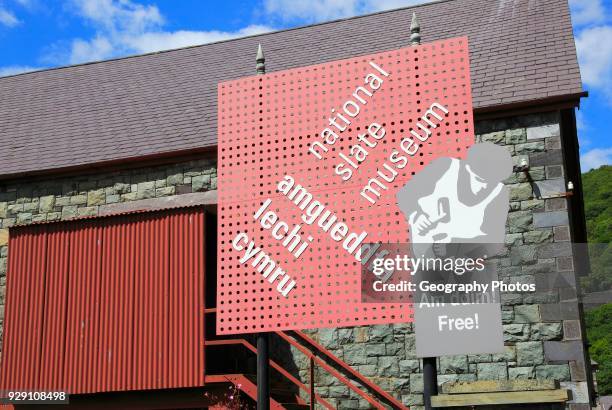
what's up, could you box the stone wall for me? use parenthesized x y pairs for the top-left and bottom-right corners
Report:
(280, 111), (590, 410)
(0, 110), (590, 409)
(0, 156), (217, 353)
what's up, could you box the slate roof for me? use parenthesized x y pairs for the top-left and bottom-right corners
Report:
(0, 0), (583, 179)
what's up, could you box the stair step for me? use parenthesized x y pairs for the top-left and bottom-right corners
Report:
(279, 404), (310, 410)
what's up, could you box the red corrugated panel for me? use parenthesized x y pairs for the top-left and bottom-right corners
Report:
(0, 208), (206, 394)
(39, 225), (70, 390)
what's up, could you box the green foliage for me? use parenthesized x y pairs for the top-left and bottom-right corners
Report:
(580, 165), (612, 293)
(581, 166), (612, 395)
(582, 165), (612, 244)
(585, 304), (612, 395)
(580, 243), (612, 293)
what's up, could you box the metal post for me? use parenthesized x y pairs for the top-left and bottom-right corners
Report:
(410, 13), (435, 409)
(423, 357), (438, 409)
(309, 357), (315, 410)
(255, 43), (270, 410)
(257, 332), (270, 410)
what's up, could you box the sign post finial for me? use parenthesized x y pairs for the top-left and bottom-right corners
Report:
(410, 12), (421, 46)
(256, 43), (266, 74)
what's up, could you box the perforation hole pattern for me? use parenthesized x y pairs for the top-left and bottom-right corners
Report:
(217, 37), (474, 334)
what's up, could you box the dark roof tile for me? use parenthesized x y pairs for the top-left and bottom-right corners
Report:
(0, 0), (583, 178)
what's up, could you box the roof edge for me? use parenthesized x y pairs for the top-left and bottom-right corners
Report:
(0, 0), (449, 80)
(0, 93), (586, 183)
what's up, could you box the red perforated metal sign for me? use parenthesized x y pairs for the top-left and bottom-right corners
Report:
(217, 37), (474, 334)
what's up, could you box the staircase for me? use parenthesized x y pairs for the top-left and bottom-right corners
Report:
(203, 308), (408, 409)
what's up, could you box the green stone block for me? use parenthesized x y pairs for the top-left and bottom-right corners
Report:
(516, 341), (544, 366)
(70, 195), (87, 205)
(365, 343), (386, 357)
(155, 186), (175, 197)
(32, 214), (46, 223)
(492, 346), (516, 362)
(7, 204), (23, 215)
(523, 229), (553, 244)
(505, 233), (523, 246)
(370, 324), (394, 343)
(378, 356), (400, 377)
(514, 305), (540, 323)
(515, 141), (546, 154)
(77, 207), (97, 217)
(328, 385), (350, 398)
(121, 192), (139, 201)
(385, 341), (405, 356)
(528, 166), (546, 181)
(505, 128), (527, 144)
(535, 364), (570, 381)
(468, 354), (492, 363)
(509, 183), (532, 201)
(39, 195), (56, 213)
(405, 334), (417, 358)
(530, 323), (563, 341)
(113, 182), (131, 194)
(392, 377), (410, 392)
(503, 324), (530, 342)
(166, 173), (184, 186)
(501, 293), (523, 306)
(137, 182), (155, 199)
(23, 202), (38, 213)
(402, 394), (424, 406)
(192, 174), (211, 192)
(477, 363), (508, 380)
(501, 309), (514, 324)
(337, 328), (354, 344)
(520, 199), (544, 211)
(16, 212), (32, 224)
(87, 189), (106, 206)
(510, 245), (537, 265)
(507, 211), (533, 233)
(508, 366), (535, 379)
(480, 131), (506, 144)
(399, 359), (420, 373)
(440, 355), (469, 373)
(106, 194), (120, 204)
(410, 373), (424, 393)
(55, 197), (70, 206)
(356, 364), (377, 377)
(342, 344), (367, 366)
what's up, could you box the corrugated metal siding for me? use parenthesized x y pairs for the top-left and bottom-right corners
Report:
(0, 208), (205, 394)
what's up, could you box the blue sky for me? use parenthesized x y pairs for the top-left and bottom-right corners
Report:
(0, 0), (610, 171)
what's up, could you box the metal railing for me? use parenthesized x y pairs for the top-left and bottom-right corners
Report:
(204, 308), (408, 409)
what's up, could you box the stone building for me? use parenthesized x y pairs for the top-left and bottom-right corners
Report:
(0, 0), (594, 409)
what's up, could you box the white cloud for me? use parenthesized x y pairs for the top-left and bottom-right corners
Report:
(569, 0), (606, 26)
(69, 35), (113, 64)
(581, 147), (612, 171)
(576, 110), (587, 132)
(124, 25), (274, 54)
(51, 0), (426, 65)
(71, 0), (163, 34)
(53, 0), (275, 64)
(264, 0), (360, 22)
(575, 25), (612, 102)
(263, 0), (424, 23)
(14, 0), (35, 8)
(0, 7), (19, 26)
(0, 65), (41, 76)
